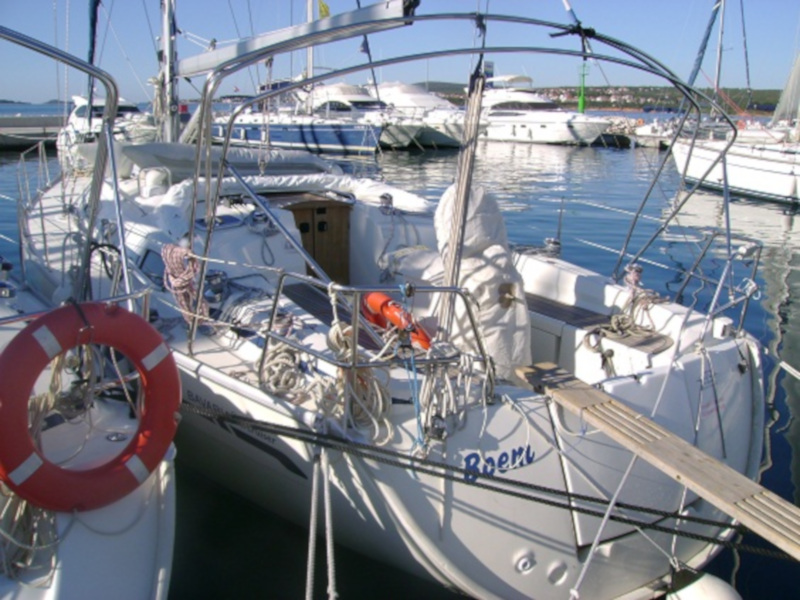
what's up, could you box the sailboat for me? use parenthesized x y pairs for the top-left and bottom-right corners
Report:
(10, 2), (800, 598)
(296, 81), (423, 149)
(0, 29), (181, 598)
(367, 81), (465, 147)
(669, 0), (800, 204)
(671, 53), (800, 204)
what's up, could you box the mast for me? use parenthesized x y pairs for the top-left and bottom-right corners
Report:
(306, 0), (314, 79)
(679, 0), (722, 113)
(712, 0), (726, 110)
(86, 0), (101, 130)
(161, 0), (179, 142)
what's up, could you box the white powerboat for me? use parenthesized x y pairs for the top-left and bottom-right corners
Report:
(632, 117), (676, 149)
(10, 2), (799, 598)
(369, 81), (465, 147)
(302, 82), (423, 149)
(56, 95), (158, 172)
(480, 75), (612, 145)
(211, 107), (383, 155)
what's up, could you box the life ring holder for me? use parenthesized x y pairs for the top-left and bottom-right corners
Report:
(361, 292), (431, 351)
(0, 301), (181, 512)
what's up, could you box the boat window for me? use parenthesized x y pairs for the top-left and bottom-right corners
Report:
(140, 249), (165, 287)
(89, 105), (141, 119)
(349, 100), (387, 110)
(490, 101), (559, 111)
(315, 101), (351, 113)
(75, 105), (88, 118)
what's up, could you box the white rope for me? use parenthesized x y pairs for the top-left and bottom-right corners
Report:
(323, 287), (393, 444)
(0, 337), (146, 581)
(304, 453), (321, 600)
(322, 449), (338, 599)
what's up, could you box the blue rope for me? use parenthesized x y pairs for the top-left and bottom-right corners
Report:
(396, 285), (425, 449)
(403, 348), (424, 449)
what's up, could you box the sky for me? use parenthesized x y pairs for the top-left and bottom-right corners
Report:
(1, 0), (799, 104)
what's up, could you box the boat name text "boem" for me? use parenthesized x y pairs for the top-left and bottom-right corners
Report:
(463, 445), (535, 482)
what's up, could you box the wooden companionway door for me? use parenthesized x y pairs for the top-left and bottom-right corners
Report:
(290, 201), (351, 284)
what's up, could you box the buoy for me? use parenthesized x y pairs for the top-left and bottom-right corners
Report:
(666, 572), (742, 600)
(361, 292), (431, 350)
(0, 302), (181, 511)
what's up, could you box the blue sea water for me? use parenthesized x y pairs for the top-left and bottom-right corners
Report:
(0, 105), (798, 598)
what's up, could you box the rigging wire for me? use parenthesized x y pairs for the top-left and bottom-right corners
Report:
(98, 2), (153, 102)
(63, 0), (71, 122)
(738, 0), (753, 109)
(139, 0), (160, 61)
(52, 0), (61, 108)
(246, 0), (263, 95)
(95, 0), (114, 66)
(226, 0), (259, 94)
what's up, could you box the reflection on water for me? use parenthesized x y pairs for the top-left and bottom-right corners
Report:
(673, 192), (800, 495)
(362, 143), (679, 280)
(652, 190), (800, 596)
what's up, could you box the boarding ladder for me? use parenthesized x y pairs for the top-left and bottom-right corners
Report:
(517, 362), (800, 561)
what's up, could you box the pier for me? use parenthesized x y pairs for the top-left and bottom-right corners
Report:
(0, 115), (62, 149)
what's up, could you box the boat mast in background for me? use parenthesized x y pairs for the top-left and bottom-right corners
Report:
(162, 0), (179, 142)
(679, 0), (722, 113)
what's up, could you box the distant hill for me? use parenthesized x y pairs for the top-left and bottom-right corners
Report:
(410, 81), (782, 112)
(411, 81), (468, 105)
(412, 81), (466, 95)
(0, 99), (28, 105)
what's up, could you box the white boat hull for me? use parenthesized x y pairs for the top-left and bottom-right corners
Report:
(481, 113), (610, 145)
(671, 139), (800, 203)
(22, 166), (766, 599)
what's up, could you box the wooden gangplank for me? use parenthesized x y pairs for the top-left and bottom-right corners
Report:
(517, 362), (800, 561)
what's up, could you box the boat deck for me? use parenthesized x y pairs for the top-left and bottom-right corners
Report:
(282, 283), (381, 350)
(517, 361), (800, 561)
(525, 292), (673, 354)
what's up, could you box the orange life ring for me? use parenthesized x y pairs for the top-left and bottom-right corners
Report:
(0, 302), (181, 512)
(361, 292), (431, 351)
(737, 119), (746, 129)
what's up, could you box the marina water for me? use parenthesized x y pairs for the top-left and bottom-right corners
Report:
(0, 106), (797, 598)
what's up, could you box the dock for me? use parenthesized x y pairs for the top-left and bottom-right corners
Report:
(0, 115), (62, 150)
(517, 362), (800, 561)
